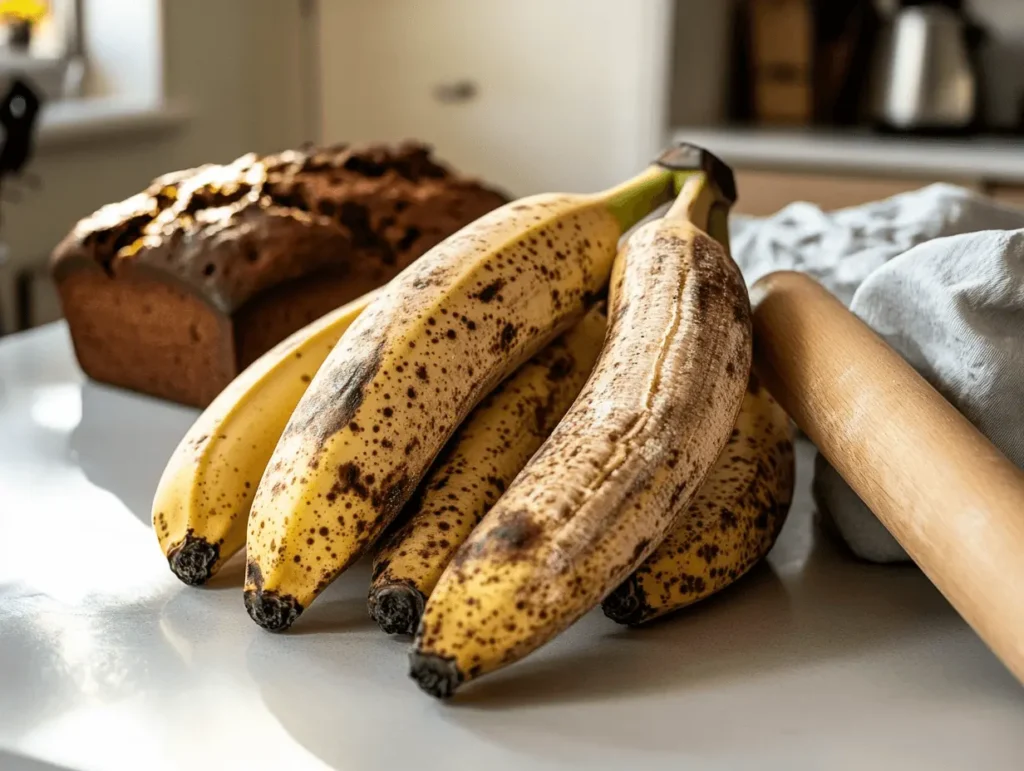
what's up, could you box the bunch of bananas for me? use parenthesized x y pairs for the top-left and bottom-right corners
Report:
(152, 143), (795, 698)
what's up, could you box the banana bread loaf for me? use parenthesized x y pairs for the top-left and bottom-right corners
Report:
(51, 143), (507, 407)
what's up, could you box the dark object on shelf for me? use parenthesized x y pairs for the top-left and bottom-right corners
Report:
(8, 19), (33, 50)
(868, 0), (985, 134)
(812, 0), (881, 125)
(0, 78), (43, 337)
(746, 0), (815, 125)
(727, 2), (754, 124)
(731, 0), (881, 127)
(0, 78), (42, 209)
(14, 259), (45, 332)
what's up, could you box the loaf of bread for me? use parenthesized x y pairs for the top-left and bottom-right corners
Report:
(51, 143), (507, 407)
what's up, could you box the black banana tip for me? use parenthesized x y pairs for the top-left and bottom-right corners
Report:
(368, 583), (426, 636)
(601, 577), (649, 626)
(408, 651), (463, 699)
(167, 534), (220, 586)
(244, 589), (303, 632)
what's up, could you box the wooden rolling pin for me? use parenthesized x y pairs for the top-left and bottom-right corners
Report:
(750, 270), (1024, 686)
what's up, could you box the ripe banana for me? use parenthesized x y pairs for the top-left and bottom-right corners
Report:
(602, 373), (795, 624)
(409, 147), (753, 698)
(244, 162), (686, 631)
(368, 306), (608, 635)
(152, 292), (372, 585)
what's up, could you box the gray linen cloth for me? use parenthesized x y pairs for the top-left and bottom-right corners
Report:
(730, 184), (1024, 562)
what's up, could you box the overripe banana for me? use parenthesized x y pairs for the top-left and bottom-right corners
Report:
(409, 147), (753, 698)
(368, 306), (608, 635)
(152, 292), (372, 584)
(244, 161), (686, 631)
(603, 373), (795, 624)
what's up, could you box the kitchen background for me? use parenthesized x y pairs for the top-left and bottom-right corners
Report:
(1, 0), (1022, 334)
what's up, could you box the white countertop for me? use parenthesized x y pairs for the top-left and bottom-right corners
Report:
(674, 127), (1024, 184)
(1, 324), (1023, 771)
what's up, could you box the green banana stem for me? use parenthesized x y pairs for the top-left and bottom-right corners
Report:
(708, 204), (732, 256)
(599, 165), (683, 233)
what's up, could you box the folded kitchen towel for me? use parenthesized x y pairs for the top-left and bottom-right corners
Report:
(730, 184), (1024, 563)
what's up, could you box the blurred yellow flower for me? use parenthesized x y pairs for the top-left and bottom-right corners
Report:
(0, 0), (48, 24)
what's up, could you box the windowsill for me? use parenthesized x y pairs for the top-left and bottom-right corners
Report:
(1, 50), (75, 101)
(36, 96), (190, 150)
(0, 50), (66, 72)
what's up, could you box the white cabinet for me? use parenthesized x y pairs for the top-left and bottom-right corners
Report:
(316, 0), (674, 196)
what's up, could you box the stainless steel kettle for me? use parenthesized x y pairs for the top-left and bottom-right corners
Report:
(870, 0), (983, 133)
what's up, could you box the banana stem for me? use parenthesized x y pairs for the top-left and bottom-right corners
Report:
(665, 173), (733, 254)
(666, 173), (713, 225)
(709, 205), (732, 256)
(599, 165), (679, 233)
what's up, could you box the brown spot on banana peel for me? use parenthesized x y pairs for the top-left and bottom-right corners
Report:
(246, 559), (264, 592)
(476, 279), (505, 303)
(283, 339), (385, 454)
(490, 511), (543, 552)
(411, 215), (752, 697)
(545, 355), (575, 382)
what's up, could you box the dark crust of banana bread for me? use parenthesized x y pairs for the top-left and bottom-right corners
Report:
(51, 142), (508, 407)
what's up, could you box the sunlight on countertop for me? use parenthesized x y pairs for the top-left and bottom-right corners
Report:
(1, 323), (1022, 771)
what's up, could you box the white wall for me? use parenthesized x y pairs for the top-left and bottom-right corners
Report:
(1, 0), (311, 330)
(317, 0), (674, 197)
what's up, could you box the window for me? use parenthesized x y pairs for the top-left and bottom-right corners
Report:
(0, 0), (83, 100)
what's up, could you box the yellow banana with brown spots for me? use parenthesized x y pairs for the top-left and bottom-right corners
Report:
(602, 373), (795, 624)
(368, 306), (608, 635)
(152, 292), (374, 585)
(409, 147), (752, 698)
(243, 159), (687, 631)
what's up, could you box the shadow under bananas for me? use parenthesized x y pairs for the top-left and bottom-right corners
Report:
(269, 557), (381, 635)
(70, 380), (196, 526)
(0, 750), (81, 771)
(287, 595), (381, 636)
(428, 535), (1016, 766)
(240, 442), (1020, 766)
(200, 551), (249, 590)
(242, 561), (426, 769)
(449, 535), (922, 710)
(442, 440), (946, 711)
